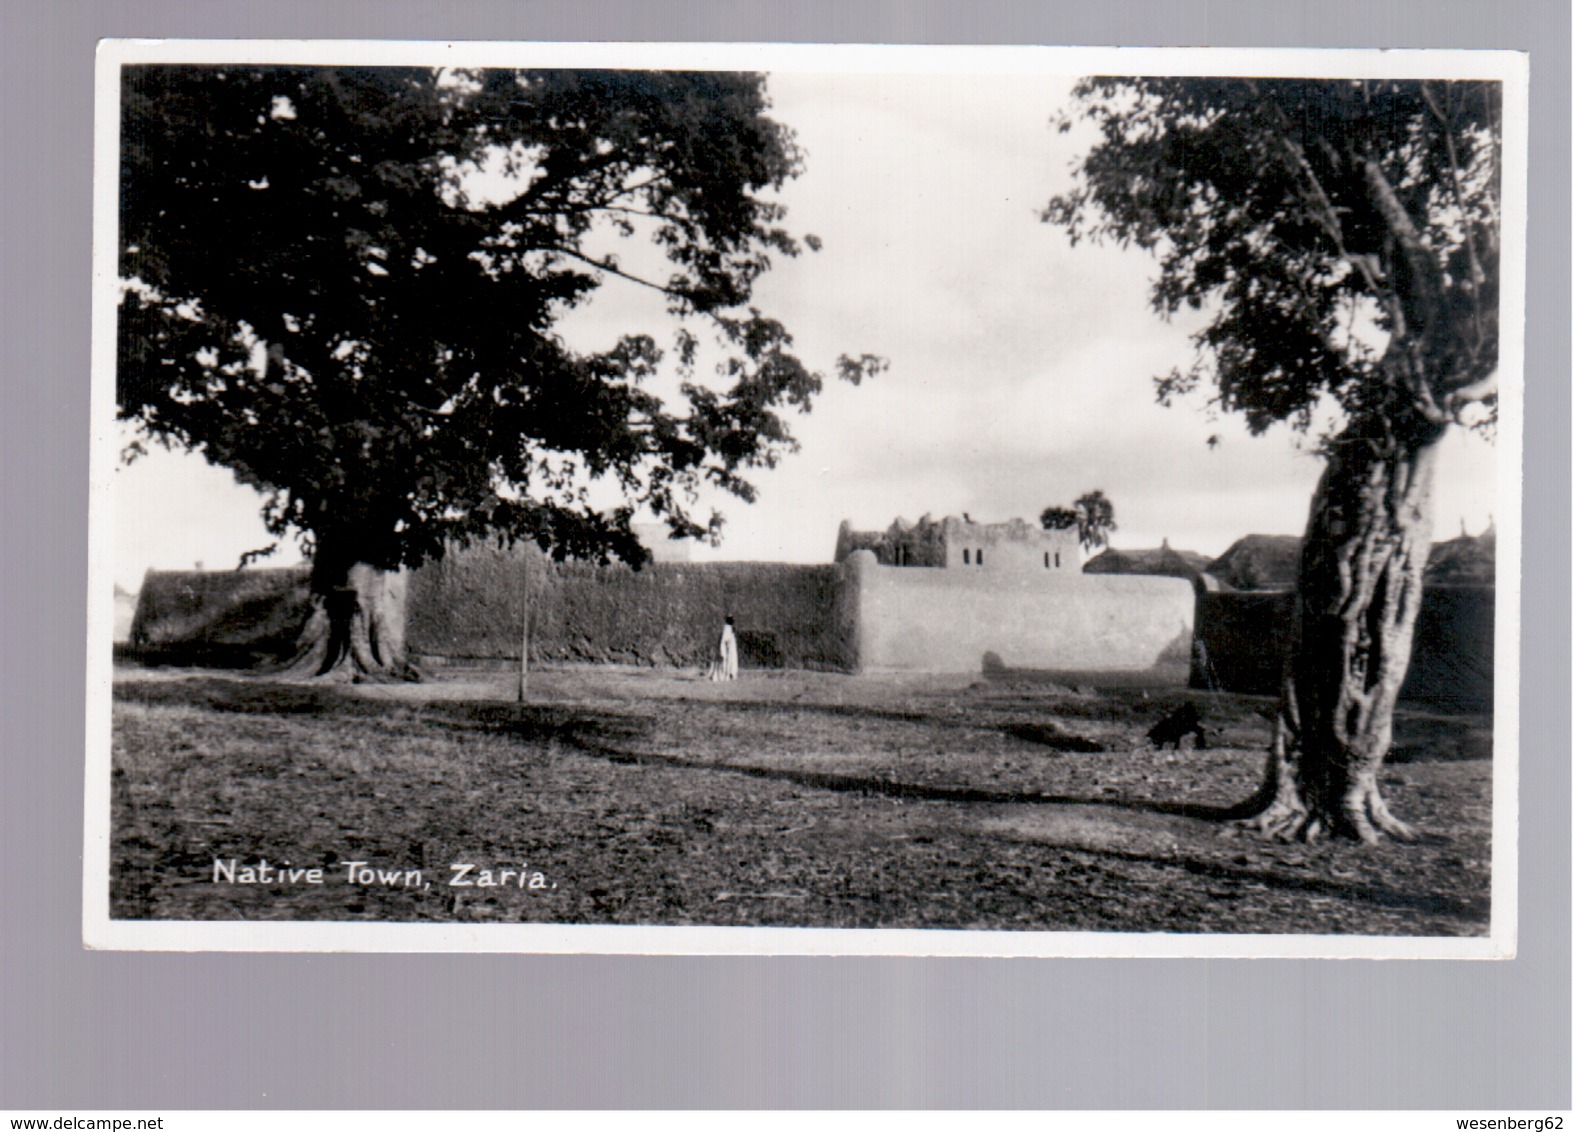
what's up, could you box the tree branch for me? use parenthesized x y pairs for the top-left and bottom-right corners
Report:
(1359, 153), (1441, 315)
(1420, 82), (1487, 292)
(1256, 100), (1393, 311)
(1421, 82), (1498, 380)
(536, 244), (682, 298)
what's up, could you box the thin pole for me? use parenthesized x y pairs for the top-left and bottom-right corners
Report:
(517, 551), (529, 702)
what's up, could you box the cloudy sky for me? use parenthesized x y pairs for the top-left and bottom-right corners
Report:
(112, 67), (1499, 590)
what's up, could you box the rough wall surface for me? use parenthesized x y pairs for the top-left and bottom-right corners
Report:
(843, 551), (1194, 675)
(405, 544), (851, 669)
(403, 546), (533, 661)
(1403, 585), (1496, 709)
(1189, 590), (1294, 696)
(128, 567), (313, 664)
(1190, 585), (1495, 710)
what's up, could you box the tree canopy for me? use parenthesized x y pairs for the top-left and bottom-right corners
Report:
(118, 66), (878, 580)
(1045, 78), (1501, 443)
(1040, 489), (1118, 551)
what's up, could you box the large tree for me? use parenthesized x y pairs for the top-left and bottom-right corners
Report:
(118, 65), (877, 679)
(1046, 78), (1503, 841)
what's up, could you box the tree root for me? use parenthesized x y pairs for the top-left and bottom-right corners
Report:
(348, 661), (423, 685)
(1224, 715), (1414, 844)
(255, 605), (421, 683)
(1347, 788), (1415, 843)
(1231, 800), (1321, 844)
(1229, 786), (1413, 845)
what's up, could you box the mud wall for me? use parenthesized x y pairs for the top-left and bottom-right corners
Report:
(1188, 590), (1293, 697)
(405, 544), (852, 670)
(843, 550), (1195, 675)
(1190, 585), (1495, 711)
(126, 558), (1495, 702)
(128, 567), (314, 665)
(1404, 586), (1497, 710)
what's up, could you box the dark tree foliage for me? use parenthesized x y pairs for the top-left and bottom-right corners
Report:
(1040, 489), (1118, 551)
(1046, 78), (1503, 842)
(118, 66), (878, 677)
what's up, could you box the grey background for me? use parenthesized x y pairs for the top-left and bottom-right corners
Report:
(2, 0), (1566, 1110)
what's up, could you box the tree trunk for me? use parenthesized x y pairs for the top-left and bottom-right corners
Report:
(1237, 420), (1443, 843)
(278, 536), (416, 682)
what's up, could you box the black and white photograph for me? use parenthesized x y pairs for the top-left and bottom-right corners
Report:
(87, 40), (1526, 957)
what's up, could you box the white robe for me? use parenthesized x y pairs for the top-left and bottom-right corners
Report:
(713, 624), (738, 681)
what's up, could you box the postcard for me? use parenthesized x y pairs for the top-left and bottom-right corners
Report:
(88, 40), (1526, 956)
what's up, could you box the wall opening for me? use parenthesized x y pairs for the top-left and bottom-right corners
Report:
(963, 548), (970, 565)
(977, 548), (984, 566)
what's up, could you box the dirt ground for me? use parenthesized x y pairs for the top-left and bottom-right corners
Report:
(108, 662), (1495, 937)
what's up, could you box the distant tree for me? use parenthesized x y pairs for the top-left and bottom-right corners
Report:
(1046, 78), (1503, 841)
(1040, 489), (1118, 551)
(1039, 505), (1079, 531)
(1072, 489), (1117, 551)
(118, 65), (879, 679)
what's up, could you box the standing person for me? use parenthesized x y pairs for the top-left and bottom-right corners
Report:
(712, 615), (739, 681)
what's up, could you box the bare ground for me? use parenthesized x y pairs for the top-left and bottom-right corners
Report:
(108, 663), (1494, 936)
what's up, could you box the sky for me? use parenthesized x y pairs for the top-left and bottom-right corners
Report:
(111, 69), (1500, 592)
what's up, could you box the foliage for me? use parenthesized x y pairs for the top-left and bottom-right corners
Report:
(1040, 489), (1118, 551)
(118, 66), (878, 576)
(1039, 506), (1078, 531)
(1072, 489), (1117, 551)
(1044, 78), (1502, 442)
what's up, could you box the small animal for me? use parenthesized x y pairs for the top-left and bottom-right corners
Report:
(1147, 703), (1208, 751)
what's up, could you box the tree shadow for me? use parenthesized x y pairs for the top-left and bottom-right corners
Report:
(531, 724), (1256, 823)
(112, 675), (1238, 818)
(999, 722), (1107, 752)
(1042, 841), (1486, 923)
(116, 676), (386, 716)
(667, 694), (1164, 740)
(112, 675), (652, 749)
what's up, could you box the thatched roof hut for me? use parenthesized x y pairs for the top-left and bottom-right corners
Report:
(1204, 534), (1302, 591)
(1083, 540), (1214, 589)
(1203, 525), (1497, 591)
(1424, 524), (1496, 584)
